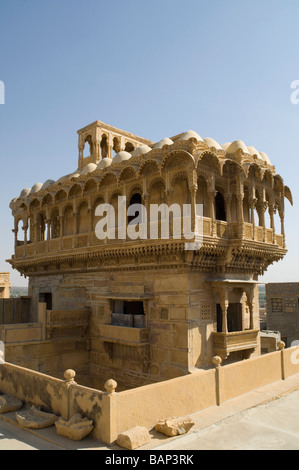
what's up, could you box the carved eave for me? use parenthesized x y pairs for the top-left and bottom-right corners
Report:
(284, 185), (293, 206)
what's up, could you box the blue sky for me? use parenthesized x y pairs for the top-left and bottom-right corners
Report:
(0, 0), (298, 286)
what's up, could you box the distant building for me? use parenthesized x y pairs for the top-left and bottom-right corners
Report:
(260, 329), (281, 353)
(266, 283), (299, 347)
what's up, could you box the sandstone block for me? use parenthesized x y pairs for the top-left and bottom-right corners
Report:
(0, 394), (22, 413)
(55, 413), (93, 440)
(16, 406), (58, 429)
(117, 426), (150, 449)
(155, 416), (194, 436)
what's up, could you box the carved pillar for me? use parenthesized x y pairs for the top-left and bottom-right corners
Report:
(46, 219), (51, 240)
(13, 219), (18, 249)
(23, 223), (28, 257)
(45, 218), (50, 253)
(220, 295), (229, 334)
(190, 184), (197, 236)
(208, 188), (217, 237)
(237, 176), (244, 238)
(59, 211), (63, 251)
(245, 287), (255, 330)
(268, 201), (275, 243)
(249, 195), (256, 240)
(108, 134), (113, 160)
(78, 145), (84, 169)
(95, 139), (101, 162)
(279, 208), (285, 248)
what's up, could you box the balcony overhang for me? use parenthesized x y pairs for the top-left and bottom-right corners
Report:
(212, 329), (259, 360)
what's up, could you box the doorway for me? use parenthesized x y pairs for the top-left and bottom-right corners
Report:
(216, 303), (242, 332)
(39, 292), (52, 310)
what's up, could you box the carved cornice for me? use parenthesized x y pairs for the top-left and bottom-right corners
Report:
(8, 236), (286, 278)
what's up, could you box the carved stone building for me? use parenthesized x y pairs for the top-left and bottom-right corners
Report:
(266, 283), (299, 347)
(7, 120), (292, 388)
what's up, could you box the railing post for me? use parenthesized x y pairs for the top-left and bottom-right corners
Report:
(100, 379), (118, 444)
(212, 356), (222, 406)
(278, 341), (286, 380)
(63, 369), (77, 420)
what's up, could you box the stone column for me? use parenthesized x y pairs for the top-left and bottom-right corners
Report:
(108, 133), (113, 160)
(237, 175), (244, 238)
(78, 145), (84, 169)
(190, 184), (197, 237)
(13, 224), (18, 250)
(220, 288), (229, 334)
(59, 211), (63, 251)
(23, 223), (28, 257)
(244, 286), (255, 330)
(279, 209), (285, 248)
(248, 195), (256, 240)
(208, 187), (217, 237)
(269, 201), (275, 243)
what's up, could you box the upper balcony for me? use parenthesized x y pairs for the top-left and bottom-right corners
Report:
(10, 215), (286, 278)
(8, 122), (292, 276)
(14, 219), (284, 257)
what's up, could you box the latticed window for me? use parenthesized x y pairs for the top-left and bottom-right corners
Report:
(271, 298), (282, 312)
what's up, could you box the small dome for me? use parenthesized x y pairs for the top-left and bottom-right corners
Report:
(56, 174), (70, 184)
(41, 179), (55, 190)
(19, 188), (31, 198)
(30, 183), (43, 194)
(247, 146), (263, 160)
(204, 137), (223, 150)
(81, 163), (97, 175)
(70, 172), (81, 179)
(131, 145), (152, 157)
(154, 138), (174, 149)
(226, 140), (249, 155)
(178, 130), (204, 142)
(221, 142), (231, 150)
(97, 158), (112, 169)
(67, 169), (82, 179)
(113, 151), (132, 163)
(259, 151), (271, 165)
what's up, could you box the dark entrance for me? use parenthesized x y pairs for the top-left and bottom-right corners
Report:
(216, 303), (242, 332)
(215, 192), (226, 221)
(39, 292), (52, 310)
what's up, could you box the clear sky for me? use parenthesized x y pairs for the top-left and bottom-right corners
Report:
(0, 0), (298, 287)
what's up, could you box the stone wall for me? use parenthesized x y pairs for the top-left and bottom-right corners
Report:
(1, 303), (91, 385)
(266, 283), (299, 347)
(27, 270), (261, 390)
(1, 343), (297, 444)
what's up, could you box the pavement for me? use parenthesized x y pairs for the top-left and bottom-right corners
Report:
(1, 372), (299, 451)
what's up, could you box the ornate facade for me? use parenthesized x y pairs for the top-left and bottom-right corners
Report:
(7, 120), (292, 388)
